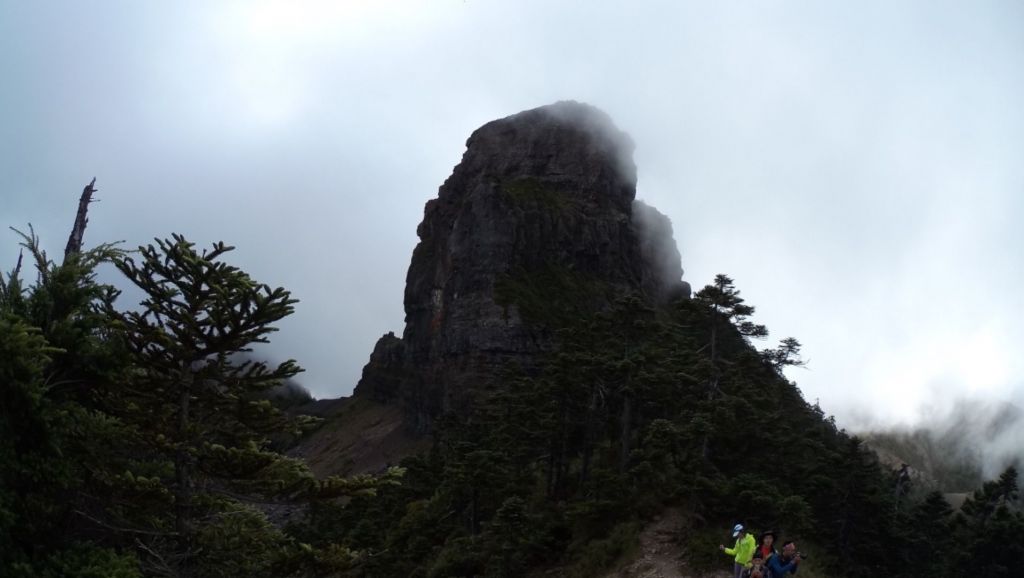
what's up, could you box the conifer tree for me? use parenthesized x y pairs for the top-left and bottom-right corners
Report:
(692, 275), (767, 458)
(994, 465), (1019, 505)
(762, 337), (805, 374)
(822, 437), (898, 571)
(899, 491), (954, 577)
(961, 465), (1020, 527)
(694, 275), (768, 347)
(108, 235), (335, 575)
(954, 466), (1024, 577)
(3, 207), (403, 576)
(1, 227), (141, 576)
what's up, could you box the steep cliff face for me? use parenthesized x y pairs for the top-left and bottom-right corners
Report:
(355, 102), (688, 431)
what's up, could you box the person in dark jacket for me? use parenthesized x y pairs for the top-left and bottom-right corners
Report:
(767, 541), (802, 576)
(755, 530), (777, 562)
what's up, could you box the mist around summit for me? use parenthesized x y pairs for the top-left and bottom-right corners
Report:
(4, 1), (1022, 446)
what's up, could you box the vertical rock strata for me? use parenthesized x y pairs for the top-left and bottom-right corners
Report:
(355, 102), (688, 431)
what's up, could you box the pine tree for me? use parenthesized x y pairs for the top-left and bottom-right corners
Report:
(694, 274), (768, 350)
(994, 466), (1019, 505)
(961, 465), (1020, 527)
(108, 235), (337, 575)
(898, 491), (953, 577)
(819, 437), (898, 572)
(1, 227), (142, 576)
(693, 275), (767, 458)
(954, 466), (1024, 577)
(761, 337), (805, 374)
(3, 207), (403, 576)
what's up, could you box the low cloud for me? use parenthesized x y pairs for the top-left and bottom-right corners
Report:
(861, 396), (1023, 490)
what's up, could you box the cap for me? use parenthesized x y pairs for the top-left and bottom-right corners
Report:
(732, 523), (744, 538)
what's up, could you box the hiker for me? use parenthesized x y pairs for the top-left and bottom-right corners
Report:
(755, 530), (777, 562)
(718, 523), (756, 578)
(740, 551), (767, 578)
(766, 540), (802, 576)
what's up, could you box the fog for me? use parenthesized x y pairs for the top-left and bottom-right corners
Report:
(2, 1), (1022, 441)
(866, 396), (1023, 485)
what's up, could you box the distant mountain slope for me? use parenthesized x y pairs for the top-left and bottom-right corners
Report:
(289, 397), (428, 477)
(861, 400), (1023, 493)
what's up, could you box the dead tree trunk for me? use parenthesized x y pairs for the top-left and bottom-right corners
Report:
(64, 178), (97, 262)
(13, 249), (23, 279)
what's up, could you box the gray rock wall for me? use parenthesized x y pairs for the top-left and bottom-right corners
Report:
(354, 102), (688, 432)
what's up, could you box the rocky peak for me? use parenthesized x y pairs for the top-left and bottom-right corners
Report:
(454, 101), (637, 207)
(354, 102), (688, 431)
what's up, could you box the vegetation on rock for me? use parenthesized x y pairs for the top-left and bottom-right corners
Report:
(4, 216), (1019, 576)
(294, 268), (1024, 577)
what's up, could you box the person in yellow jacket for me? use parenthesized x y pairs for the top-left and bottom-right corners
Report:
(718, 523), (756, 578)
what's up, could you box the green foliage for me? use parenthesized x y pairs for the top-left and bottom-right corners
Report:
(761, 336), (805, 373)
(494, 261), (610, 326)
(5, 210), (1020, 578)
(950, 466), (1024, 577)
(99, 235), (310, 572)
(897, 491), (955, 577)
(694, 274), (768, 341)
(0, 228), (138, 575)
(1, 227), (398, 577)
(298, 272), (870, 576)
(563, 521), (641, 578)
(500, 178), (573, 212)
(686, 525), (734, 573)
(28, 543), (142, 578)
(0, 316), (63, 568)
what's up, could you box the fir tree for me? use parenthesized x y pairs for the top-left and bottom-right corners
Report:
(899, 491), (954, 577)
(108, 235), (396, 576)
(693, 274), (767, 458)
(953, 465), (1024, 577)
(761, 337), (805, 374)
(1, 227), (141, 576)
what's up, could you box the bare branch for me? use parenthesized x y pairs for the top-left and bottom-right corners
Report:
(133, 537), (185, 578)
(207, 486), (307, 506)
(71, 508), (177, 537)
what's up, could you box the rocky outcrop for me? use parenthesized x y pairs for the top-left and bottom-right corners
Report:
(354, 101), (688, 432)
(633, 200), (691, 303)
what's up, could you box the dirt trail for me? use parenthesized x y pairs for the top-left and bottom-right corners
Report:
(604, 509), (730, 578)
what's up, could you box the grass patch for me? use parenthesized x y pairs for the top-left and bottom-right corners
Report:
(494, 262), (611, 327)
(501, 178), (574, 212)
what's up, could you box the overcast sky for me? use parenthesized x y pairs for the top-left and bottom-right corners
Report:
(2, 0), (1022, 430)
